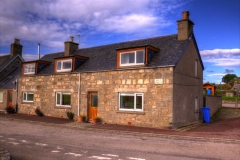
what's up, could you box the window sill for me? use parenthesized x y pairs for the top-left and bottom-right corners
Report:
(21, 102), (34, 104)
(55, 106), (71, 109)
(116, 110), (145, 115)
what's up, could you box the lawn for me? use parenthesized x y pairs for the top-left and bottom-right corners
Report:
(222, 96), (240, 101)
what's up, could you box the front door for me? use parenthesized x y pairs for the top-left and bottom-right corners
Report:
(8, 90), (13, 107)
(88, 92), (98, 120)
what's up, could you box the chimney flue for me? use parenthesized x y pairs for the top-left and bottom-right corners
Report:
(182, 11), (189, 20)
(38, 43), (40, 60)
(70, 36), (74, 42)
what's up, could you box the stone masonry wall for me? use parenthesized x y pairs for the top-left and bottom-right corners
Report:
(18, 74), (79, 119)
(80, 67), (174, 129)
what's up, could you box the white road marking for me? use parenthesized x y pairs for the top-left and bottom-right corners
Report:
(8, 138), (15, 140)
(57, 146), (64, 150)
(89, 156), (112, 159)
(8, 142), (19, 145)
(128, 157), (145, 160)
(81, 150), (88, 153)
(35, 143), (48, 146)
(102, 154), (119, 157)
(20, 140), (29, 143)
(64, 152), (82, 157)
(51, 150), (60, 153)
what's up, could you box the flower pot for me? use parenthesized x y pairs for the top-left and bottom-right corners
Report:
(91, 118), (98, 124)
(78, 116), (85, 122)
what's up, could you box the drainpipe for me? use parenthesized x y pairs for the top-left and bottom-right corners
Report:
(38, 43), (40, 60)
(78, 73), (81, 116)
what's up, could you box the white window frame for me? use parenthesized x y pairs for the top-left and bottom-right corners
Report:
(195, 59), (198, 77)
(119, 93), (144, 111)
(56, 92), (71, 107)
(120, 50), (145, 66)
(24, 63), (36, 74)
(0, 91), (3, 102)
(23, 92), (34, 102)
(56, 59), (72, 72)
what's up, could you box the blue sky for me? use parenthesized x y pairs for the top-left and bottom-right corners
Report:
(0, 0), (239, 83)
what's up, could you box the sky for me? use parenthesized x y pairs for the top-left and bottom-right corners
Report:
(0, 0), (239, 84)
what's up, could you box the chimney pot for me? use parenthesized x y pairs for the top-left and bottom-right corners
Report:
(14, 38), (20, 44)
(182, 11), (189, 20)
(70, 36), (74, 42)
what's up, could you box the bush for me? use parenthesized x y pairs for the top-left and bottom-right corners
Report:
(35, 108), (44, 116)
(5, 106), (15, 114)
(66, 111), (74, 120)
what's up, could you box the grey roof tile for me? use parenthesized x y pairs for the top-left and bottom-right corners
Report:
(39, 34), (188, 75)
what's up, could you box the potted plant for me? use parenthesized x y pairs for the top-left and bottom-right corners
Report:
(77, 115), (85, 122)
(66, 111), (74, 120)
(91, 116), (98, 124)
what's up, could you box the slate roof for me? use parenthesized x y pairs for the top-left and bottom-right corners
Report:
(0, 67), (21, 89)
(39, 34), (190, 75)
(0, 55), (11, 70)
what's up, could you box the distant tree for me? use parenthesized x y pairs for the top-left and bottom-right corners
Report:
(222, 74), (237, 84)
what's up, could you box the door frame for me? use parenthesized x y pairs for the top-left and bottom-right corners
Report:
(87, 91), (98, 121)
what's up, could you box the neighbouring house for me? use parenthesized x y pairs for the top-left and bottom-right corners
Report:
(232, 83), (240, 96)
(0, 39), (24, 112)
(18, 11), (204, 129)
(203, 82), (215, 95)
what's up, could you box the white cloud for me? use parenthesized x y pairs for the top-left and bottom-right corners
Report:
(0, 0), (184, 48)
(207, 73), (225, 77)
(200, 49), (240, 67)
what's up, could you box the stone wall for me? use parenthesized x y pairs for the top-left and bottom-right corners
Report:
(204, 95), (222, 117)
(18, 74), (79, 118)
(18, 67), (174, 129)
(80, 67), (174, 129)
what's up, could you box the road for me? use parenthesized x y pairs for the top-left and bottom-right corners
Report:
(0, 119), (239, 160)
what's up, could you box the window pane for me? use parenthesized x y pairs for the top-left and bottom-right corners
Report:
(91, 94), (98, 107)
(29, 64), (35, 72)
(56, 93), (61, 105)
(0, 92), (3, 102)
(24, 65), (28, 73)
(120, 94), (134, 109)
(57, 61), (61, 70)
(136, 51), (144, 63)
(62, 93), (71, 105)
(62, 61), (71, 69)
(27, 93), (34, 101)
(121, 52), (134, 64)
(9, 92), (12, 102)
(136, 94), (143, 109)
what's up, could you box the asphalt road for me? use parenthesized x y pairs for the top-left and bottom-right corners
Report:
(0, 119), (239, 160)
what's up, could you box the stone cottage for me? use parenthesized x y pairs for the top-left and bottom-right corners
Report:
(0, 39), (24, 112)
(18, 11), (204, 129)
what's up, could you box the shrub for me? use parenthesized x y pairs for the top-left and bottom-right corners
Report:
(66, 111), (74, 120)
(5, 106), (15, 114)
(35, 108), (44, 116)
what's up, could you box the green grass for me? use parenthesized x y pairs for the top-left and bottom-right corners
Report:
(222, 96), (240, 101)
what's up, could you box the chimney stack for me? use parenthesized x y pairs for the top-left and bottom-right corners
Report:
(10, 38), (23, 58)
(177, 11), (194, 40)
(64, 36), (79, 56)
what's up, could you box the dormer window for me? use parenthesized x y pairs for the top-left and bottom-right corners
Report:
(54, 55), (88, 73)
(22, 60), (51, 75)
(117, 46), (159, 68)
(24, 63), (35, 74)
(120, 50), (145, 66)
(57, 59), (72, 72)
